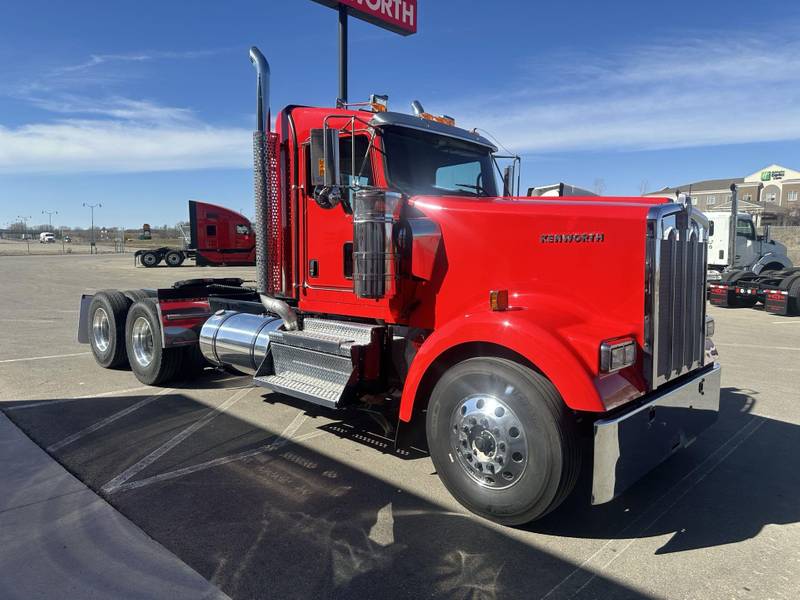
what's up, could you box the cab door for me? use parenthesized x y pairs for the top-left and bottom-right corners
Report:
(734, 217), (757, 267)
(302, 135), (375, 292)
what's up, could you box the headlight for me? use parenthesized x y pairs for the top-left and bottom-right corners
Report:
(599, 337), (637, 373)
(705, 315), (715, 338)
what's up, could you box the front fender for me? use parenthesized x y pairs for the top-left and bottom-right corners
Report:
(399, 308), (609, 422)
(753, 253), (792, 273)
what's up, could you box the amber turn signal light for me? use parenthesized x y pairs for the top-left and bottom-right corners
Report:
(489, 290), (509, 311)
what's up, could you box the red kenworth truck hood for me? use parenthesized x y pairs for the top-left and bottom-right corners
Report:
(407, 194), (671, 404)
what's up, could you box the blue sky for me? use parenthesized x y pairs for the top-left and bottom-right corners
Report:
(2, 0), (800, 228)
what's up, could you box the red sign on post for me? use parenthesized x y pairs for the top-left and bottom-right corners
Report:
(311, 0), (418, 36)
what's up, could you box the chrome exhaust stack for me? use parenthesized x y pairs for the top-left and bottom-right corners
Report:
(249, 46), (298, 330)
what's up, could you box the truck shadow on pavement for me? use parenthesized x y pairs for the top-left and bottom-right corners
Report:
(1, 383), (795, 599)
(529, 386), (796, 555)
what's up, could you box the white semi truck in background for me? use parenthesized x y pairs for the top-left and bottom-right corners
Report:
(707, 186), (800, 315)
(705, 212), (792, 283)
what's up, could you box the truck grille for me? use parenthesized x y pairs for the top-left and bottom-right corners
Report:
(645, 204), (708, 388)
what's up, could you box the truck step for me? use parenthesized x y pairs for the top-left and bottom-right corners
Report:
(303, 318), (377, 344)
(253, 373), (342, 409)
(255, 319), (384, 408)
(267, 318), (379, 356)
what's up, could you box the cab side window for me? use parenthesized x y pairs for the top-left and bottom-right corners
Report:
(305, 135), (374, 192)
(736, 218), (755, 241)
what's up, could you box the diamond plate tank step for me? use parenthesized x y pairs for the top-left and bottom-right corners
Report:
(253, 373), (342, 409)
(255, 319), (384, 408)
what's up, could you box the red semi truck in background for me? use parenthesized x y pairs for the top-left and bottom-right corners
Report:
(78, 47), (720, 524)
(134, 200), (256, 267)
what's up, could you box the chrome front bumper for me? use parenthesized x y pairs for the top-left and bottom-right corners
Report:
(592, 363), (721, 504)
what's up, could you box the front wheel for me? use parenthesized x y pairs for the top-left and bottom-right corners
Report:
(426, 357), (581, 525)
(125, 300), (183, 385)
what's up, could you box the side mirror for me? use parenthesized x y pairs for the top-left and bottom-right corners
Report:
(310, 128), (341, 187)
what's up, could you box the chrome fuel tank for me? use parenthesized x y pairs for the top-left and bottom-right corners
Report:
(199, 311), (282, 374)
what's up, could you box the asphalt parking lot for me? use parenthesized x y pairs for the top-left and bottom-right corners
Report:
(1, 253), (799, 600)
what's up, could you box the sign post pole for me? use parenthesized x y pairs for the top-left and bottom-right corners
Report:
(311, 1), (417, 104)
(338, 4), (348, 105)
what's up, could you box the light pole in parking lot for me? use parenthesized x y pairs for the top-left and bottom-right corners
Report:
(42, 209), (58, 232)
(17, 215), (31, 253)
(82, 203), (101, 254)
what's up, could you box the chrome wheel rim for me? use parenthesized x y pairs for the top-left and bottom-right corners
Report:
(92, 308), (111, 353)
(450, 394), (528, 489)
(131, 316), (154, 368)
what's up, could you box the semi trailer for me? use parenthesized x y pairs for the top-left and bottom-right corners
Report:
(77, 47), (720, 524)
(134, 200), (256, 267)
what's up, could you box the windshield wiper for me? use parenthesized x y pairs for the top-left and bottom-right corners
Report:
(454, 183), (488, 197)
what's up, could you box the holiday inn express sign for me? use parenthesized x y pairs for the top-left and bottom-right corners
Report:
(312, 0), (418, 35)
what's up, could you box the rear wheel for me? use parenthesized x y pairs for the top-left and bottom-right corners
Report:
(125, 299), (183, 385)
(790, 279), (800, 315)
(141, 251), (160, 268)
(165, 250), (185, 267)
(88, 291), (130, 368)
(426, 357), (581, 525)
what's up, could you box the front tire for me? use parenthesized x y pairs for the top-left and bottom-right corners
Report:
(426, 357), (581, 525)
(125, 299), (183, 385)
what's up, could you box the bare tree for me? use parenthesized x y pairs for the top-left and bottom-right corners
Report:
(593, 178), (607, 195)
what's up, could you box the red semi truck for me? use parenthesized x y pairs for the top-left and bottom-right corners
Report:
(134, 200), (256, 267)
(77, 47), (720, 524)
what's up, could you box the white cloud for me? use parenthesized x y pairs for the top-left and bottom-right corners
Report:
(446, 33), (800, 153)
(0, 97), (250, 174)
(0, 48), (251, 174)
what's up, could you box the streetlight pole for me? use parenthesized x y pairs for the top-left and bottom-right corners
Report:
(42, 209), (58, 231)
(82, 203), (101, 254)
(17, 215), (31, 253)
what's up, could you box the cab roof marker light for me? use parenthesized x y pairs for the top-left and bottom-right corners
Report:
(370, 94), (389, 112)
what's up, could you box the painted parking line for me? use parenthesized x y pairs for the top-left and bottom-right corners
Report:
(541, 417), (765, 600)
(0, 352), (90, 364)
(5, 385), (155, 411)
(101, 386), (253, 494)
(771, 320), (800, 324)
(714, 343), (800, 352)
(5, 378), (250, 411)
(112, 415), (321, 494)
(46, 388), (175, 453)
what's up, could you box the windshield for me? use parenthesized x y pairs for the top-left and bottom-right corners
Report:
(380, 126), (498, 197)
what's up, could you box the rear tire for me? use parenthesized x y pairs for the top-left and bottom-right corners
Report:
(790, 279), (800, 315)
(123, 289), (151, 303)
(125, 299), (183, 385)
(426, 357), (581, 525)
(165, 250), (184, 267)
(87, 291), (130, 368)
(141, 251), (160, 268)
